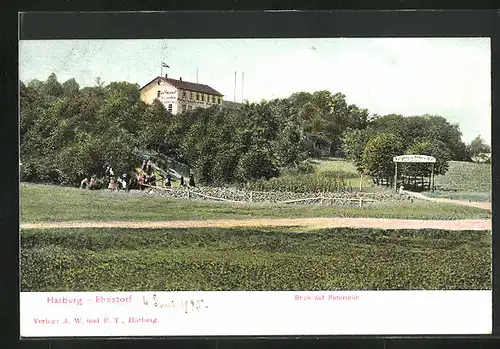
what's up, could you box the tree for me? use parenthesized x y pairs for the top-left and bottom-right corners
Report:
(138, 99), (171, 153)
(369, 114), (470, 161)
(297, 101), (328, 157)
(236, 147), (279, 181)
(403, 139), (451, 177)
(275, 118), (306, 167)
(27, 79), (45, 93)
(423, 115), (469, 161)
(341, 128), (372, 173)
(362, 133), (404, 179)
(469, 135), (491, 159)
(44, 73), (63, 97)
(62, 78), (80, 97)
(95, 76), (105, 87)
(369, 114), (406, 137)
(347, 104), (370, 130)
(266, 98), (307, 167)
(20, 74), (148, 186)
(98, 81), (144, 134)
(291, 91), (371, 158)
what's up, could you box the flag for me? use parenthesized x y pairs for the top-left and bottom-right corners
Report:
(162, 62), (170, 68)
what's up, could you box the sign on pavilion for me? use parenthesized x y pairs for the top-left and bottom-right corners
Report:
(393, 155), (437, 192)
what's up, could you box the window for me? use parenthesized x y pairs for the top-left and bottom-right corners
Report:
(168, 104), (173, 112)
(157, 91), (161, 98)
(188, 105), (193, 110)
(202, 95), (205, 102)
(182, 104), (187, 112)
(183, 91), (186, 98)
(210, 96), (214, 103)
(157, 80), (160, 85)
(197, 93), (200, 101)
(218, 97), (222, 104)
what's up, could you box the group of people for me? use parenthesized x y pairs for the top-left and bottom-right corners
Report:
(137, 159), (192, 189)
(79, 160), (194, 192)
(79, 165), (128, 191)
(138, 160), (157, 188)
(106, 166), (128, 191)
(79, 176), (96, 190)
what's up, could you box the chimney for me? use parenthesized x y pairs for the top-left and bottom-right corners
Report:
(165, 74), (168, 78)
(180, 77), (182, 81)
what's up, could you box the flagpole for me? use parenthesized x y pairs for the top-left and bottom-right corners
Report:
(234, 71), (236, 102)
(241, 72), (244, 103)
(196, 68), (199, 83)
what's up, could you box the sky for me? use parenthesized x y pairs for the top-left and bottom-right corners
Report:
(19, 38), (491, 144)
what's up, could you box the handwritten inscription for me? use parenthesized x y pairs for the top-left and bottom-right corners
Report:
(143, 294), (208, 314)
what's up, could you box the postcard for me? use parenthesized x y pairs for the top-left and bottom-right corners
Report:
(19, 34), (492, 337)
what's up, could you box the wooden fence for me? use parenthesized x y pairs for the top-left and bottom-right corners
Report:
(139, 183), (376, 208)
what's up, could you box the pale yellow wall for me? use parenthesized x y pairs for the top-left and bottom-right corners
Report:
(140, 80), (164, 104)
(140, 79), (178, 113)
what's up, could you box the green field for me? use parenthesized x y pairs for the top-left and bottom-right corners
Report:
(432, 161), (491, 202)
(244, 157), (375, 193)
(313, 157), (361, 174)
(20, 183), (491, 222)
(313, 157), (373, 189)
(20, 227), (491, 291)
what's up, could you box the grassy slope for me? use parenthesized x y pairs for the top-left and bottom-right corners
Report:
(20, 227), (491, 291)
(313, 158), (379, 190)
(314, 158), (492, 201)
(432, 161), (491, 202)
(20, 183), (491, 222)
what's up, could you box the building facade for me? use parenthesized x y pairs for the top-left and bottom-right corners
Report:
(140, 75), (224, 114)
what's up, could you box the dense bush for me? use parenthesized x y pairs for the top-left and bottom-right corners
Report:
(21, 76), (373, 187)
(21, 74), (475, 189)
(342, 114), (473, 180)
(244, 174), (353, 193)
(20, 227), (491, 292)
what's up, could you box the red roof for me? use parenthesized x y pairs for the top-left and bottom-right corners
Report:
(140, 76), (224, 97)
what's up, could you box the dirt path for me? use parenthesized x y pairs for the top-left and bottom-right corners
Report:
(20, 217), (491, 231)
(403, 190), (491, 211)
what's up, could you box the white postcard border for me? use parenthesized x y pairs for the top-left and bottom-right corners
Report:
(20, 290), (491, 337)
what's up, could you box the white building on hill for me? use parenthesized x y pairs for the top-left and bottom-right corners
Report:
(140, 74), (224, 114)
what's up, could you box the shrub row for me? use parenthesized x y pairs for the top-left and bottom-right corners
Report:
(20, 228), (491, 292)
(240, 174), (355, 193)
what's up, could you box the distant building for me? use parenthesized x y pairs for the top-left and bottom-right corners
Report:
(472, 152), (491, 163)
(140, 74), (224, 114)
